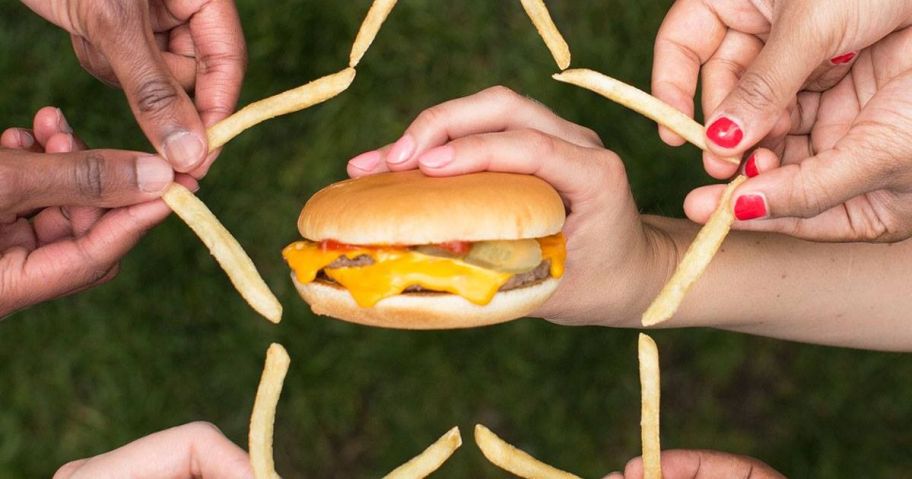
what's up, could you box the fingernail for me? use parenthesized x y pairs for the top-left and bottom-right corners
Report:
(706, 116), (743, 149)
(136, 155), (175, 193)
(744, 153), (759, 177)
(62, 133), (75, 152)
(17, 129), (34, 148)
(734, 194), (768, 221)
(56, 108), (73, 134)
(348, 150), (381, 171)
(418, 145), (454, 168)
(387, 134), (416, 165)
(830, 51), (856, 65)
(163, 131), (205, 171)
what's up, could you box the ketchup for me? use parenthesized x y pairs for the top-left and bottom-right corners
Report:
(432, 241), (472, 255)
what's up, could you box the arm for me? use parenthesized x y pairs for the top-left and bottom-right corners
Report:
(645, 216), (912, 351)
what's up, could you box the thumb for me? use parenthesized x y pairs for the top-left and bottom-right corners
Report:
(0, 150), (173, 215)
(84, 3), (208, 172)
(703, 14), (831, 156)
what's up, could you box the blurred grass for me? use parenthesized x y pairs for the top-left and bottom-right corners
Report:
(1, 1), (911, 477)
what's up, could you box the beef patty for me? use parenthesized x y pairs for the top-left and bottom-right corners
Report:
(323, 255), (552, 292)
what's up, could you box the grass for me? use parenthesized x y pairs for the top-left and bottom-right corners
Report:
(1, 1), (911, 477)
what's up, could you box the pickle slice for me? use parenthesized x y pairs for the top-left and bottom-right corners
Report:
(465, 239), (542, 273)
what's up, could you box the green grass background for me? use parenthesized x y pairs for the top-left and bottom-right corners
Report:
(1, 1), (911, 477)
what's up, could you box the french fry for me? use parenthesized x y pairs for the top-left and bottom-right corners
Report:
(207, 67), (357, 150)
(553, 69), (739, 165)
(349, 0), (399, 67)
(475, 424), (582, 479)
(641, 175), (746, 326)
(519, 0), (571, 70)
(638, 333), (662, 479)
(162, 184), (282, 323)
(383, 427), (462, 479)
(249, 343), (291, 479)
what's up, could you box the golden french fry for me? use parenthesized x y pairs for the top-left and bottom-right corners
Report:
(642, 175), (746, 326)
(207, 67), (356, 150)
(249, 343), (291, 479)
(383, 427), (462, 479)
(162, 184), (282, 323)
(474, 424), (582, 479)
(519, 0), (571, 70)
(349, 0), (399, 67)
(553, 69), (739, 165)
(638, 333), (662, 479)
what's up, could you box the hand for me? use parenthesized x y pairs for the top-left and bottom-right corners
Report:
(0, 107), (191, 318)
(682, 28), (912, 241)
(346, 86), (668, 326)
(21, 0), (247, 177)
(653, 1), (912, 241)
(603, 449), (784, 479)
(54, 422), (253, 479)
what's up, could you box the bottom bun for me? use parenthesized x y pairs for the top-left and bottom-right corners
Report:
(292, 276), (560, 329)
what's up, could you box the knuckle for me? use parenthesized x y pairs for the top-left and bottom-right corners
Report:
(185, 420), (223, 438)
(579, 126), (604, 147)
(414, 105), (447, 131)
(735, 70), (780, 112)
(524, 129), (558, 157)
(199, 50), (248, 77)
(84, 0), (137, 34)
(135, 78), (180, 115)
(74, 153), (106, 199)
(482, 85), (520, 102)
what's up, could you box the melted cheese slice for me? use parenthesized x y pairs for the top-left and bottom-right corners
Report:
(282, 234), (565, 307)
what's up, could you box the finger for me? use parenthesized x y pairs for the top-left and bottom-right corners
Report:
(374, 85), (603, 172)
(52, 422), (252, 479)
(85, 4), (208, 172)
(698, 29), (763, 178)
(1, 128), (39, 151)
(624, 450), (785, 479)
(703, 9), (833, 156)
(1, 198), (170, 313)
(0, 149), (174, 215)
(32, 108), (88, 150)
(651, 0), (728, 146)
(71, 36), (197, 91)
(347, 144), (394, 178)
(172, 0), (247, 128)
(413, 128), (624, 204)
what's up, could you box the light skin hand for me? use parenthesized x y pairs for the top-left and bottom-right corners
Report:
(20, 0), (247, 177)
(603, 449), (785, 479)
(346, 87), (912, 351)
(654, 1), (912, 241)
(347, 86), (675, 327)
(53, 422), (253, 479)
(685, 28), (912, 241)
(0, 107), (195, 319)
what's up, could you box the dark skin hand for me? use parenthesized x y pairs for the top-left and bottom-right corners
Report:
(0, 107), (196, 318)
(20, 0), (247, 178)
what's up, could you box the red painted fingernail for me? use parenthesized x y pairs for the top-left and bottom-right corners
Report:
(706, 116), (743, 149)
(830, 52), (856, 65)
(734, 194), (768, 221)
(744, 153), (759, 177)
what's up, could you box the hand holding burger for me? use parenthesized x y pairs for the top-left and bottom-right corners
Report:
(341, 85), (912, 351)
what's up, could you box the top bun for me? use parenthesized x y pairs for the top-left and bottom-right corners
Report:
(299, 171), (565, 244)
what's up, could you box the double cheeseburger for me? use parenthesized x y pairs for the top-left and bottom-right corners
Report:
(282, 170), (566, 329)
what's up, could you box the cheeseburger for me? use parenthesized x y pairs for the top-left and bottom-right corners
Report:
(282, 170), (566, 329)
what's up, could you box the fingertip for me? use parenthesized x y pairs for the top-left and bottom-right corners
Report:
(702, 152), (741, 179)
(658, 126), (687, 147)
(347, 150), (384, 178)
(684, 184), (726, 223)
(45, 133), (76, 154)
(705, 114), (745, 153)
(163, 131), (207, 172)
(1, 128), (34, 149)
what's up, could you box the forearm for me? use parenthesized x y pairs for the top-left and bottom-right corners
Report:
(642, 216), (912, 351)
